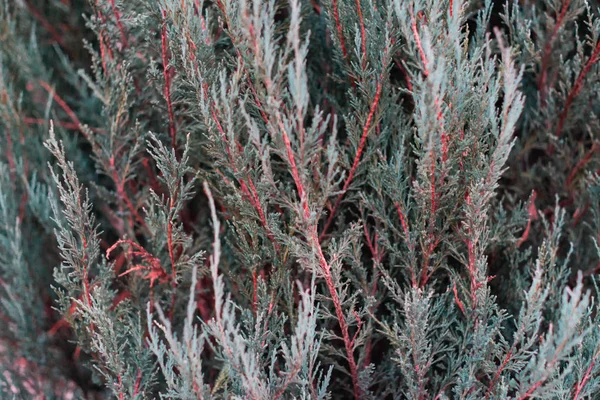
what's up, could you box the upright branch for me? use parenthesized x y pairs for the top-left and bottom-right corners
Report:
(331, 0), (348, 59)
(572, 350), (599, 400)
(410, 6), (430, 77)
(555, 40), (600, 138)
(320, 79), (383, 241)
(280, 121), (362, 398)
(109, 0), (128, 48)
(538, 0), (571, 105)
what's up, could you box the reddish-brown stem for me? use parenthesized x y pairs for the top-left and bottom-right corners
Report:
(38, 80), (88, 140)
(518, 380), (544, 400)
(331, 0), (348, 58)
(279, 118), (362, 399)
(320, 80), (383, 241)
(24, 0), (67, 48)
(109, 0), (128, 47)
(161, 11), (177, 150)
(245, 70), (270, 126)
(210, 104), (279, 251)
(556, 40), (600, 138)
(133, 369), (142, 396)
(566, 144), (599, 187)
(410, 8), (446, 289)
(95, 3), (115, 74)
(246, 177), (279, 250)
(538, 0), (570, 105)
(109, 156), (148, 230)
(517, 323), (569, 400)
(485, 349), (513, 398)
(107, 239), (168, 288)
(516, 191), (537, 248)
(318, 240), (362, 399)
(99, 33), (110, 74)
(452, 283), (466, 315)
(117, 374), (125, 400)
(23, 117), (92, 132)
(572, 357), (597, 400)
(410, 7), (430, 77)
(355, 0), (367, 70)
(464, 193), (479, 306)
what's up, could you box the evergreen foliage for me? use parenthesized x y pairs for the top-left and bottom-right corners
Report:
(1, 0), (600, 398)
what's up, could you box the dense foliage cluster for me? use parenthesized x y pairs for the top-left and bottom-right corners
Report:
(1, 0), (600, 398)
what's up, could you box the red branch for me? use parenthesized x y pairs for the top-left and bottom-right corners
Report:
(453, 283), (466, 315)
(566, 144), (599, 187)
(320, 80), (383, 241)
(109, 0), (128, 47)
(538, 0), (570, 105)
(410, 7), (429, 77)
(38, 80), (88, 139)
(109, 156), (148, 230)
(279, 114), (362, 398)
(572, 357), (597, 400)
(24, 0), (67, 48)
(106, 239), (169, 288)
(516, 191), (538, 248)
(331, 0), (348, 58)
(518, 380), (545, 400)
(463, 193), (480, 306)
(485, 349), (513, 398)
(556, 40), (600, 138)
(161, 11), (177, 150)
(133, 369), (142, 396)
(209, 103), (279, 250)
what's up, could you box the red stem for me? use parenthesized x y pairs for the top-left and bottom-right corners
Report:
(38, 80), (88, 140)
(24, 0), (67, 48)
(275, 99), (361, 396)
(485, 349), (513, 398)
(109, 156), (148, 230)
(209, 103), (279, 250)
(320, 80), (383, 241)
(572, 358), (597, 400)
(538, 0), (570, 105)
(556, 40), (600, 138)
(566, 144), (599, 187)
(410, 7), (430, 77)
(280, 127), (363, 400)
(331, 0), (348, 58)
(518, 380), (544, 400)
(109, 0), (128, 47)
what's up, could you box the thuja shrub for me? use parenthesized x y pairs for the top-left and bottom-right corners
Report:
(1, 0), (600, 398)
